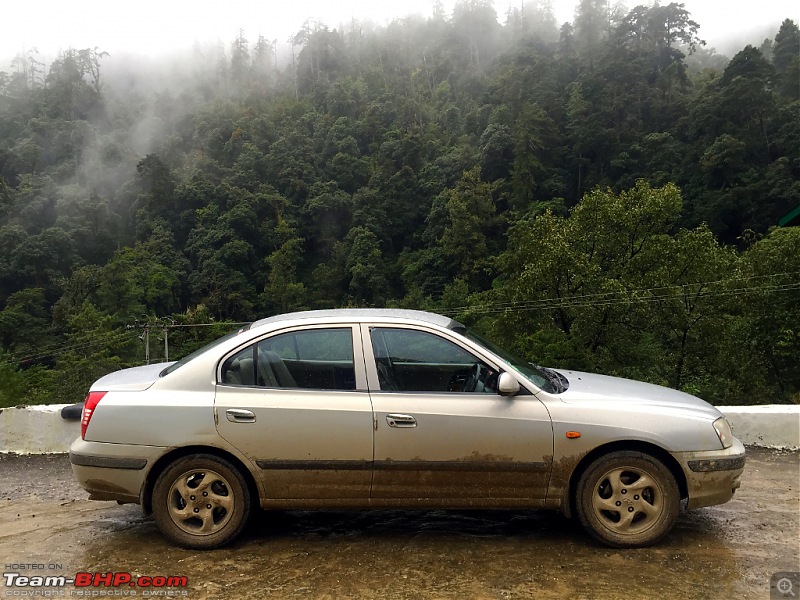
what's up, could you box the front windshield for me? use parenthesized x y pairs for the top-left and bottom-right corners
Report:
(160, 324), (252, 377)
(461, 329), (557, 394)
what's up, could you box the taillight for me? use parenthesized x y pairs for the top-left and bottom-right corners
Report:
(81, 391), (107, 439)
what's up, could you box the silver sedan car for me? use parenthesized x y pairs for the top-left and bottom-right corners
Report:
(70, 309), (745, 549)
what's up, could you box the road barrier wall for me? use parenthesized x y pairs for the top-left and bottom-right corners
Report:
(716, 405), (800, 450)
(0, 403), (798, 454)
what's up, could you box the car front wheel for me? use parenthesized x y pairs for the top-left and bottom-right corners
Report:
(152, 454), (251, 549)
(575, 450), (680, 548)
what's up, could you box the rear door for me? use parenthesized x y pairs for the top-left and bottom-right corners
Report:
(215, 324), (374, 500)
(365, 325), (553, 506)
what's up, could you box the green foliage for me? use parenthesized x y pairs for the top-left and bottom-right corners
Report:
(1, 13), (799, 405)
(45, 302), (136, 404)
(488, 182), (786, 402)
(344, 227), (389, 306)
(262, 233), (309, 314)
(732, 228), (800, 402)
(773, 19), (800, 100)
(0, 288), (50, 357)
(439, 167), (500, 289)
(0, 353), (28, 408)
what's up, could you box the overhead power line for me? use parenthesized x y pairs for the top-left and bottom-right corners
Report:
(126, 318), (250, 364)
(440, 274), (800, 317)
(15, 330), (136, 364)
(3, 320), (250, 368)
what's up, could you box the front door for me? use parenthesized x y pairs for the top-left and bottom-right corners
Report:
(364, 325), (553, 506)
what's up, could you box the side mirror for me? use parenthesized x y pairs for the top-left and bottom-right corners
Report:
(498, 372), (520, 396)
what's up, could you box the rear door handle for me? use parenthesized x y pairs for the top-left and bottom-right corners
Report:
(226, 408), (256, 423)
(386, 413), (417, 428)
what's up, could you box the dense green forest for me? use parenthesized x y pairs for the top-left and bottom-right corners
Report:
(0, 1), (798, 408)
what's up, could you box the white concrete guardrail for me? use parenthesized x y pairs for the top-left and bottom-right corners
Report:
(0, 403), (798, 455)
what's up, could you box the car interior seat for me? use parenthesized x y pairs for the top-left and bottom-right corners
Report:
(258, 349), (298, 388)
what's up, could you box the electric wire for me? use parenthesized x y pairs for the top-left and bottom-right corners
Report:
(3, 273), (798, 364)
(15, 329), (137, 364)
(440, 280), (800, 316)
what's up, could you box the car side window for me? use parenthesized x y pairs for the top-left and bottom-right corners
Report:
(221, 346), (256, 386)
(220, 328), (356, 390)
(370, 327), (498, 393)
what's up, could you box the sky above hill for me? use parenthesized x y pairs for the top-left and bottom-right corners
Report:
(1, 0), (797, 64)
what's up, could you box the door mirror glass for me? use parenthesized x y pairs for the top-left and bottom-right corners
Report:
(498, 372), (520, 396)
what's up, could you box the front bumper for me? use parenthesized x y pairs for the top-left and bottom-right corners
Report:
(69, 438), (166, 504)
(674, 438), (746, 510)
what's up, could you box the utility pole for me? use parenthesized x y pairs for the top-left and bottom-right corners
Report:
(143, 325), (150, 365)
(160, 318), (175, 362)
(129, 316), (234, 366)
(129, 315), (156, 365)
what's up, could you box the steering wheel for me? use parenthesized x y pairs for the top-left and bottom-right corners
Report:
(462, 363), (482, 393)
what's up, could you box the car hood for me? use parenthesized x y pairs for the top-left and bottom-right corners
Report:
(551, 369), (722, 418)
(90, 362), (174, 392)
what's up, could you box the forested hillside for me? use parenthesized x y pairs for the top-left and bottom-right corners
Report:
(1, 1), (798, 407)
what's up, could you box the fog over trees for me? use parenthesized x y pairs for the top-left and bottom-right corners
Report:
(0, 1), (798, 407)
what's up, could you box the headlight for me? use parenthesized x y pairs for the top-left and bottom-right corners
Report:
(713, 417), (733, 449)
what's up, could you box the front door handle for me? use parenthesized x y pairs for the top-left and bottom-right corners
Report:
(386, 413), (417, 428)
(226, 408), (256, 423)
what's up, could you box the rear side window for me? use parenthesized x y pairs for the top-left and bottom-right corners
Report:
(263, 328), (354, 362)
(220, 328), (356, 390)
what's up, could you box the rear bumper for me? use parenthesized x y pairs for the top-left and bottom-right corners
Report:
(69, 438), (166, 504)
(674, 438), (746, 509)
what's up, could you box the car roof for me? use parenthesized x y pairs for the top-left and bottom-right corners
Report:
(251, 309), (464, 331)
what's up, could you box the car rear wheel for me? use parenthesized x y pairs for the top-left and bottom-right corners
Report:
(152, 454), (251, 549)
(575, 450), (679, 548)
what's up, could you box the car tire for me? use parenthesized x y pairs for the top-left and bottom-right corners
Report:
(151, 454), (251, 550)
(575, 450), (679, 548)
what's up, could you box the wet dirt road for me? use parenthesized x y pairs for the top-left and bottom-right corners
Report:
(1, 448), (798, 599)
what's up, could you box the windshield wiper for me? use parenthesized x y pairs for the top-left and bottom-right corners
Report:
(529, 363), (566, 393)
(550, 368), (569, 392)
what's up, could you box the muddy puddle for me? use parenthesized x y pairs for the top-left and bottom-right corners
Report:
(1, 448), (798, 598)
